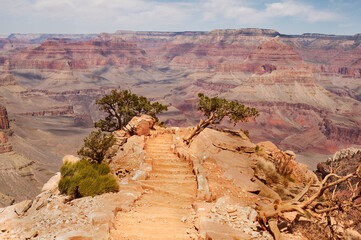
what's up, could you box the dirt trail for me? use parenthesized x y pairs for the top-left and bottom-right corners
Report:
(111, 133), (198, 240)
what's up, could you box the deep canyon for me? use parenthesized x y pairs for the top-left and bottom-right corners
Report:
(0, 28), (361, 206)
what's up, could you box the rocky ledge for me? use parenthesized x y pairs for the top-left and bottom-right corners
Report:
(0, 115), (359, 239)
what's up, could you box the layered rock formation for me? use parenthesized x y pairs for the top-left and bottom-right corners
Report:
(0, 105), (12, 154)
(10, 35), (150, 72)
(0, 105), (9, 130)
(1, 28), (361, 206)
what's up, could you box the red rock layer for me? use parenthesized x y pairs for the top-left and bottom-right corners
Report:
(321, 118), (361, 144)
(0, 105), (9, 130)
(9, 36), (150, 72)
(0, 59), (17, 86)
(216, 39), (305, 74)
(17, 106), (74, 117)
(0, 131), (12, 153)
(0, 106), (12, 154)
(0, 74), (16, 86)
(249, 68), (316, 85)
(246, 39), (303, 65)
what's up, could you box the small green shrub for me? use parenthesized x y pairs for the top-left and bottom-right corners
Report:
(58, 160), (118, 198)
(286, 173), (295, 183)
(255, 145), (260, 152)
(77, 130), (115, 163)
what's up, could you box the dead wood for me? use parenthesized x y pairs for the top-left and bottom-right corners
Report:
(256, 165), (361, 240)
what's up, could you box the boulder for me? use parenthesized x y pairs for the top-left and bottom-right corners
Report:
(42, 172), (61, 192)
(89, 211), (114, 226)
(199, 217), (252, 240)
(257, 141), (278, 152)
(125, 114), (155, 136)
(113, 130), (130, 146)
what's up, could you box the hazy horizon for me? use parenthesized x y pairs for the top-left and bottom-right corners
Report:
(1, 0), (361, 36)
(2, 28), (361, 39)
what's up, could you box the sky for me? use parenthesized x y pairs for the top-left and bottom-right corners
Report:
(0, 0), (360, 36)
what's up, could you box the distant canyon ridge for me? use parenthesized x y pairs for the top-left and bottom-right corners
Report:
(0, 28), (361, 205)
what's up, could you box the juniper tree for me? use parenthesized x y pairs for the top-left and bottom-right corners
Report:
(77, 130), (115, 163)
(94, 89), (167, 132)
(184, 93), (259, 144)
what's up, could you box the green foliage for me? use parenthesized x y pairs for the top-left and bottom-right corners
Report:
(184, 93), (259, 144)
(286, 173), (295, 183)
(255, 145), (260, 152)
(94, 89), (168, 132)
(77, 130), (115, 163)
(58, 160), (118, 198)
(197, 93), (259, 125)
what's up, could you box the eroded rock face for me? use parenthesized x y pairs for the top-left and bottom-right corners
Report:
(2, 29), (361, 159)
(0, 183), (141, 239)
(125, 114), (155, 136)
(1, 29), (361, 209)
(183, 128), (318, 202)
(0, 127), (354, 239)
(10, 35), (150, 73)
(0, 105), (9, 130)
(0, 105), (12, 154)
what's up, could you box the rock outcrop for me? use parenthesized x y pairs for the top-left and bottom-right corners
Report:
(0, 124), (358, 239)
(125, 114), (155, 136)
(0, 105), (9, 130)
(0, 131), (12, 153)
(0, 179), (141, 239)
(0, 105), (12, 154)
(17, 106), (74, 117)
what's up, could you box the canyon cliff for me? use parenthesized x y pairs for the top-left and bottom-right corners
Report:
(1, 28), (361, 206)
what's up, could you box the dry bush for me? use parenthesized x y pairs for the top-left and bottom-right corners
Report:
(256, 165), (361, 240)
(255, 157), (295, 199)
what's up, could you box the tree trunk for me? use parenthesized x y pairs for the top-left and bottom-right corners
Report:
(183, 117), (213, 145)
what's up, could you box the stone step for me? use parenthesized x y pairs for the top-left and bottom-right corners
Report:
(146, 141), (173, 145)
(113, 225), (188, 240)
(151, 168), (191, 175)
(139, 179), (196, 186)
(146, 157), (180, 161)
(136, 199), (194, 210)
(145, 147), (172, 151)
(145, 147), (173, 150)
(149, 173), (196, 180)
(145, 152), (176, 156)
(140, 184), (195, 201)
(141, 183), (196, 195)
(116, 211), (191, 223)
(147, 155), (179, 159)
(145, 143), (173, 146)
(152, 161), (191, 168)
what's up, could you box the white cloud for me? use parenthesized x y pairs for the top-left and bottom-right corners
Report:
(264, 1), (339, 22)
(0, 0), (343, 33)
(0, 0), (192, 28)
(202, 0), (340, 25)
